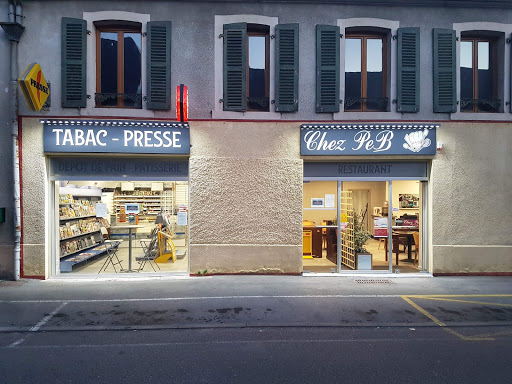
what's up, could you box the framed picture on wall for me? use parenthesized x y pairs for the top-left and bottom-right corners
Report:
(399, 194), (419, 209)
(311, 198), (324, 208)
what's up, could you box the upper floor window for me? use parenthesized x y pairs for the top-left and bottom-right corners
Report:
(345, 31), (388, 112)
(316, 22), (410, 115)
(62, 15), (171, 111)
(95, 21), (142, 108)
(218, 17), (298, 115)
(247, 25), (270, 111)
(460, 33), (499, 113)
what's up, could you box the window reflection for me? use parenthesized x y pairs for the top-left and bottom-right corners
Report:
(460, 41), (473, 112)
(477, 41), (493, 108)
(366, 39), (383, 110)
(247, 29), (269, 111)
(100, 32), (118, 106)
(345, 38), (362, 111)
(124, 33), (142, 107)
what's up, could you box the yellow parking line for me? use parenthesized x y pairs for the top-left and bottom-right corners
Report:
(401, 296), (447, 327)
(413, 297), (512, 308)
(470, 330), (512, 338)
(401, 296), (494, 341)
(407, 294), (512, 298)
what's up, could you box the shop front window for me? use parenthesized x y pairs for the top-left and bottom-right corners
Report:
(302, 179), (423, 274)
(55, 180), (188, 275)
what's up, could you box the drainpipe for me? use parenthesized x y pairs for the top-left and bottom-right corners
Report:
(1, 0), (24, 280)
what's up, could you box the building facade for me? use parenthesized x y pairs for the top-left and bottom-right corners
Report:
(0, 0), (511, 279)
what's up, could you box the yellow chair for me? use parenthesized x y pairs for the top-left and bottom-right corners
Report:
(155, 231), (177, 263)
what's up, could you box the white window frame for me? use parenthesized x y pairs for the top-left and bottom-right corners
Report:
(213, 14), (281, 120)
(83, 11), (153, 118)
(452, 22), (511, 121)
(336, 18), (400, 120)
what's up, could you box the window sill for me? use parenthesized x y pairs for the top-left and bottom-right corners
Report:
(80, 107), (158, 119)
(334, 110), (403, 120)
(211, 110), (284, 120)
(450, 111), (511, 121)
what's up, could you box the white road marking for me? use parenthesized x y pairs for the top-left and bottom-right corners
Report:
(3, 337), (454, 350)
(8, 338), (26, 348)
(30, 302), (68, 332)
(0, 295), (401, 304)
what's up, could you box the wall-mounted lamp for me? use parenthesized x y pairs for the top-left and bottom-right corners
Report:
(436, 141), (444, 151)
(176, 84), (188, 123)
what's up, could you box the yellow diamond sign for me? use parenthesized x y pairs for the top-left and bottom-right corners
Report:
(18, 63), (50, 111)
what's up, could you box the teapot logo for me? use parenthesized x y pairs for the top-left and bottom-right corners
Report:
(403, 129), (431, 153)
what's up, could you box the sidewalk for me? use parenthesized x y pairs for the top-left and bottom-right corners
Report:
(1, 275), (511, 333)
(1, 275), (512, 300)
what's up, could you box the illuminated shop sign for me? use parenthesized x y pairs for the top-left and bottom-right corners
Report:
(304, 162), (428, 179)
(43, 120), (190, 154)
(49, 157), (189, 180)
(300, 124), (438, 156)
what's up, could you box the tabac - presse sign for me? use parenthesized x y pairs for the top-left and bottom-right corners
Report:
(43, 120), (190, 155)
(18, 63), (50, 111)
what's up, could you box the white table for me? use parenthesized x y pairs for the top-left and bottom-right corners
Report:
(111, 225), (145, 272)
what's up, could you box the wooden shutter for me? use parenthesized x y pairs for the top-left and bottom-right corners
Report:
(433, 28), (456, 113)
(223, 23), (247, 111)
(397, 27), (420, 113)
(316, 25), (340, 113)
(275, 23), (299, 112)
(61, 18), (87, 108)
(146, 21), (172, 110)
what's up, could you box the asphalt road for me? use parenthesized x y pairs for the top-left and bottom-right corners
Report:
(0, 276), (511, 383)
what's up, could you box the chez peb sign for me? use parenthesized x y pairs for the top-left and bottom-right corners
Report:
(300, 124), (438, 156)
(43, 120), (190, 154)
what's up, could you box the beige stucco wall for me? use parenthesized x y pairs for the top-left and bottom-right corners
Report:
(431, 122), (512, 273)
(189, 121), (303, 274)
(18, 117), (512, 277)
(20, 117), (47, 277)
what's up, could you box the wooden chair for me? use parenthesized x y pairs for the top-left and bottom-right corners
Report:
(384, 234), (400, 266)
(412, 232), (420, 263)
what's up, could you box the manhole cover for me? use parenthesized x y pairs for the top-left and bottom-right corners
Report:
(354, 279), (392, 284)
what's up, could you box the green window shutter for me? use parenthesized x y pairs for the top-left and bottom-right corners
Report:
(275, 23), (299, 112)
(223, 23), (247, 111)
(61, 17), (87, 108)
(397, 27), (420, 113)
(146, 21), (172, 110)
(433, 28), (456, 113)
(316, 25), (340, 113)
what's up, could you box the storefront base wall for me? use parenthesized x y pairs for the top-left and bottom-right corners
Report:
(21, 244), (46, 277)
(20, 118), (47, 278)
(189, 154), (303, 274)
(0, 245), (14, 278)
(190, 245), (302, 274)
(433, 246), (512, 273)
